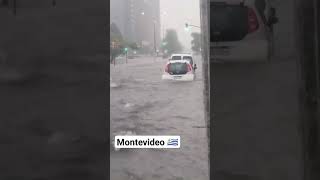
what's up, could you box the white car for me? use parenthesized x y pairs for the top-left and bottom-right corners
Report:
(210, 0), (278, 63)
(169, 53), (195, 67)
(162, 60), (195, 81)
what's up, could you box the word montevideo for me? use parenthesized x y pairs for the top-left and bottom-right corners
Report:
(117, 138), (165, 146)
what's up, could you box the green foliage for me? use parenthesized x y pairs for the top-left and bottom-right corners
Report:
(161, 29), (182, 56)
(128, 42), (139, 50)
(110, 23), (124, 61)
(110, 23), (140, 61)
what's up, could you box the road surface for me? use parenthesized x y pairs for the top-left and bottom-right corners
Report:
(110, 56), (209, 180)
(211, 58), (303, 180)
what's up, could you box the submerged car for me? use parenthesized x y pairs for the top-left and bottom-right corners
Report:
(210, 0), (278, 63)
(162, 60), (196, 81)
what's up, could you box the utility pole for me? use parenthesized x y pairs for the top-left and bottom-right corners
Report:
(124, 48), (128, 64)
(162, 25), (165, 40)
(154, 21), (157, 56)
(126, 51), (128, 64)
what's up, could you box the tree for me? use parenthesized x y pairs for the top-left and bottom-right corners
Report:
(191, 32), (201, 53)
(127, 42), (139, 51)
(161, 29), (182, 56)
(110, 23), (141, 62)
(110, 23), (124, 63)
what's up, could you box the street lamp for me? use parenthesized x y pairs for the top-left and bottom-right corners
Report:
(153, 19), (158, 56)
(161, 11), (168, 39)
(140, 10), (159, 56)
(185, 23), (201, 30)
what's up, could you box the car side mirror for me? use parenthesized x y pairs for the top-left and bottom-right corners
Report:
(268, 7), (278, 25)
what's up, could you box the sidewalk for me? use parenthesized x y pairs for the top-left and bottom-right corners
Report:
(212, 59), (303, 180)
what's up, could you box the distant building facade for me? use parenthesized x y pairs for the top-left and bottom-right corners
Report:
(110, 0), (136, 42)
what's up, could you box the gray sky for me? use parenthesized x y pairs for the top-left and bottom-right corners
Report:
(160, 0), (201, 51)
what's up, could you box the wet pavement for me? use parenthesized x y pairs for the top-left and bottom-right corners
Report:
(110, 56), (209, 180)
(211, 58), (303, 180)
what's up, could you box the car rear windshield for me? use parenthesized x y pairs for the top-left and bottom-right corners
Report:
(168, 63), (189, 75)
(210, 3), (248, 42)
(171, 56), (182, 60)
(183, 56), (193, 64)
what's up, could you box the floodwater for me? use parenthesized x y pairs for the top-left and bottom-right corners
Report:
(110, 56), (209, 180)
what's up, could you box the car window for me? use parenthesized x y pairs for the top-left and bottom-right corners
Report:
(210, 4), (248, 42)
(183, 56), (193, 65)
(183, 56), (192, 60)
(171, 56), (182, 60)
(168, 62), (189, 75)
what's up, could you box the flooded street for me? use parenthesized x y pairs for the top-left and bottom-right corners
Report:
(110, 56), (209, 180)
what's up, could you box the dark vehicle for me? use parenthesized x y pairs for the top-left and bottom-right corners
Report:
(210, 0), (278, 62)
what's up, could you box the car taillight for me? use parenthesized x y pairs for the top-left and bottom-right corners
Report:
(165, 64), (169, 72)
(248, 8), (259, 33)
(187, 64), (192, 72)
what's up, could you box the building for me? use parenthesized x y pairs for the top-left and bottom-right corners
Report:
(110, 0), (161, 53)
(134, 0), (161, 52)
(110, 0), (136, 42)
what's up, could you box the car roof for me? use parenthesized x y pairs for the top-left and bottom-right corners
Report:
(166, 60), (191, 64)
(171, 54), (192, 57)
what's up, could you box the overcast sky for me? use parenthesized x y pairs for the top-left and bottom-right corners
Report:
(160, 0), (201, 51)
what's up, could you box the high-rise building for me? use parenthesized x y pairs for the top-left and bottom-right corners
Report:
(110, 0), (134, 41)
(134, 0), (160, 51)
(110, 0), (161, 52)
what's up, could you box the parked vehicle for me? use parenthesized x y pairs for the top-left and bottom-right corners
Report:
(162, 60), (196, 81)
(210, 0), (278, 63)
(169, 54), (197, 69)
